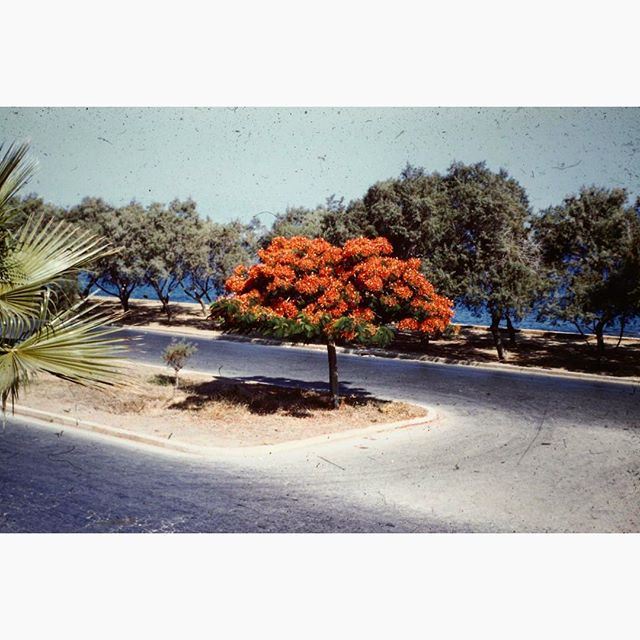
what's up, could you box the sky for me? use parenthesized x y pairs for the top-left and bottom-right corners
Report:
(1, 107), (639, 222)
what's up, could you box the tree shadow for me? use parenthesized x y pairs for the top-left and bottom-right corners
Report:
(391, 326), (640, 377)
(163, 374), (381, 417)
(98, 299), (212, 329)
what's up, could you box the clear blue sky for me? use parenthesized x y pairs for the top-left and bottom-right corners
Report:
(2, 107), (639, 221)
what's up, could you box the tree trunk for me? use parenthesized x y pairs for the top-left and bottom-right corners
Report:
(160, 296), (172, 323)
(595, 320), (606, 368)
(326, 340), (339, 409)
(490, 312), (506, 361)
(174, 370), (180, 393)
(615, 318), (626, 348)
(197, 296), (208, 317)
(505, 313), (517, 348)
(119, 288), (131, 312)
(80, 276), (97, 299)
(150, 282), (172, 322)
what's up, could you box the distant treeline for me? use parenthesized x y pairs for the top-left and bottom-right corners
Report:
(10, 161), (640, 362)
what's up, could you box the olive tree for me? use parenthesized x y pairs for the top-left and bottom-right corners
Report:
(322, 162), (540, 360)
(182, 219), (260, 315)
(533, 187), (640, 364)
(5, 193), (63, 230)
(441, 162), (540, 359)
(140, 199), (202, 322)
(65, 197), (119, 297)
(90, 201), (148, 311)
(260, 205), (326, 246)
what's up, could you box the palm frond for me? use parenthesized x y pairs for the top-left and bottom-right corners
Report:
(0, 142), (37, 223)
(0, 139), (129, 411)
(0, 214), (116, 324)
(0, 302), (129, 410)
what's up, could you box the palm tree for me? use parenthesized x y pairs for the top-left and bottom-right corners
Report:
(0, 141), (127, 411)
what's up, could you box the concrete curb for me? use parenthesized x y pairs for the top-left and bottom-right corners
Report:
(11, 403), (439, 459)
(124, 325), (640, 388)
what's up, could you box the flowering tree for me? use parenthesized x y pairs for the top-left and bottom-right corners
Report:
(210, 236), (453, 408)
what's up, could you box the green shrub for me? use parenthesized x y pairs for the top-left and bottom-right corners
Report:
(162, 339), (197, 390)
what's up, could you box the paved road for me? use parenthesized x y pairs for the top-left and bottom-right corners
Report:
(0, 416), (451, 532)
(2, 327), (639, 532)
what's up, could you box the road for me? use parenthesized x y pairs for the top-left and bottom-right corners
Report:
(1, 327), (639, 532)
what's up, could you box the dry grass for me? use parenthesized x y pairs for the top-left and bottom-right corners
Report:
(20, 370), (427, 447)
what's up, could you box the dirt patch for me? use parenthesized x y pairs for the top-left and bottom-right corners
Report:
(93, 297), (640, 379)
(390, 325), (640, 378)
(20, 370), (427, 448)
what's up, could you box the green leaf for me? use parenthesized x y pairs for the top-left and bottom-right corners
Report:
(0, 302), (128, 410)
(0, 142), (37, 225)
(0, 141), (127, 410)
(0, 214), (116, 328)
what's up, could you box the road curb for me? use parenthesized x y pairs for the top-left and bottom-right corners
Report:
(11, 403), (439, 459)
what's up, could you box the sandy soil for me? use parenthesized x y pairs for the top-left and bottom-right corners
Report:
(95, 297), (640, 379)
(20, 370), (427, 448)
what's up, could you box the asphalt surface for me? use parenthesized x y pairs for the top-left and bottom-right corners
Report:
(1, 327), (639, 532)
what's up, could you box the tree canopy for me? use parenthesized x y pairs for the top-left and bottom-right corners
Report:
(182, 218), (260, 314)
(88, 201), (148, 311)
(534, 186), (640, 362)
(259, 204), (327, 247)
(323, 164), (446, 266)
(5, 193), (63, 231)
(137, 198), (204, 321)
(210, 235), (453, 407)
(6, 156), (639, 369)
(323, 162), (540, 359)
